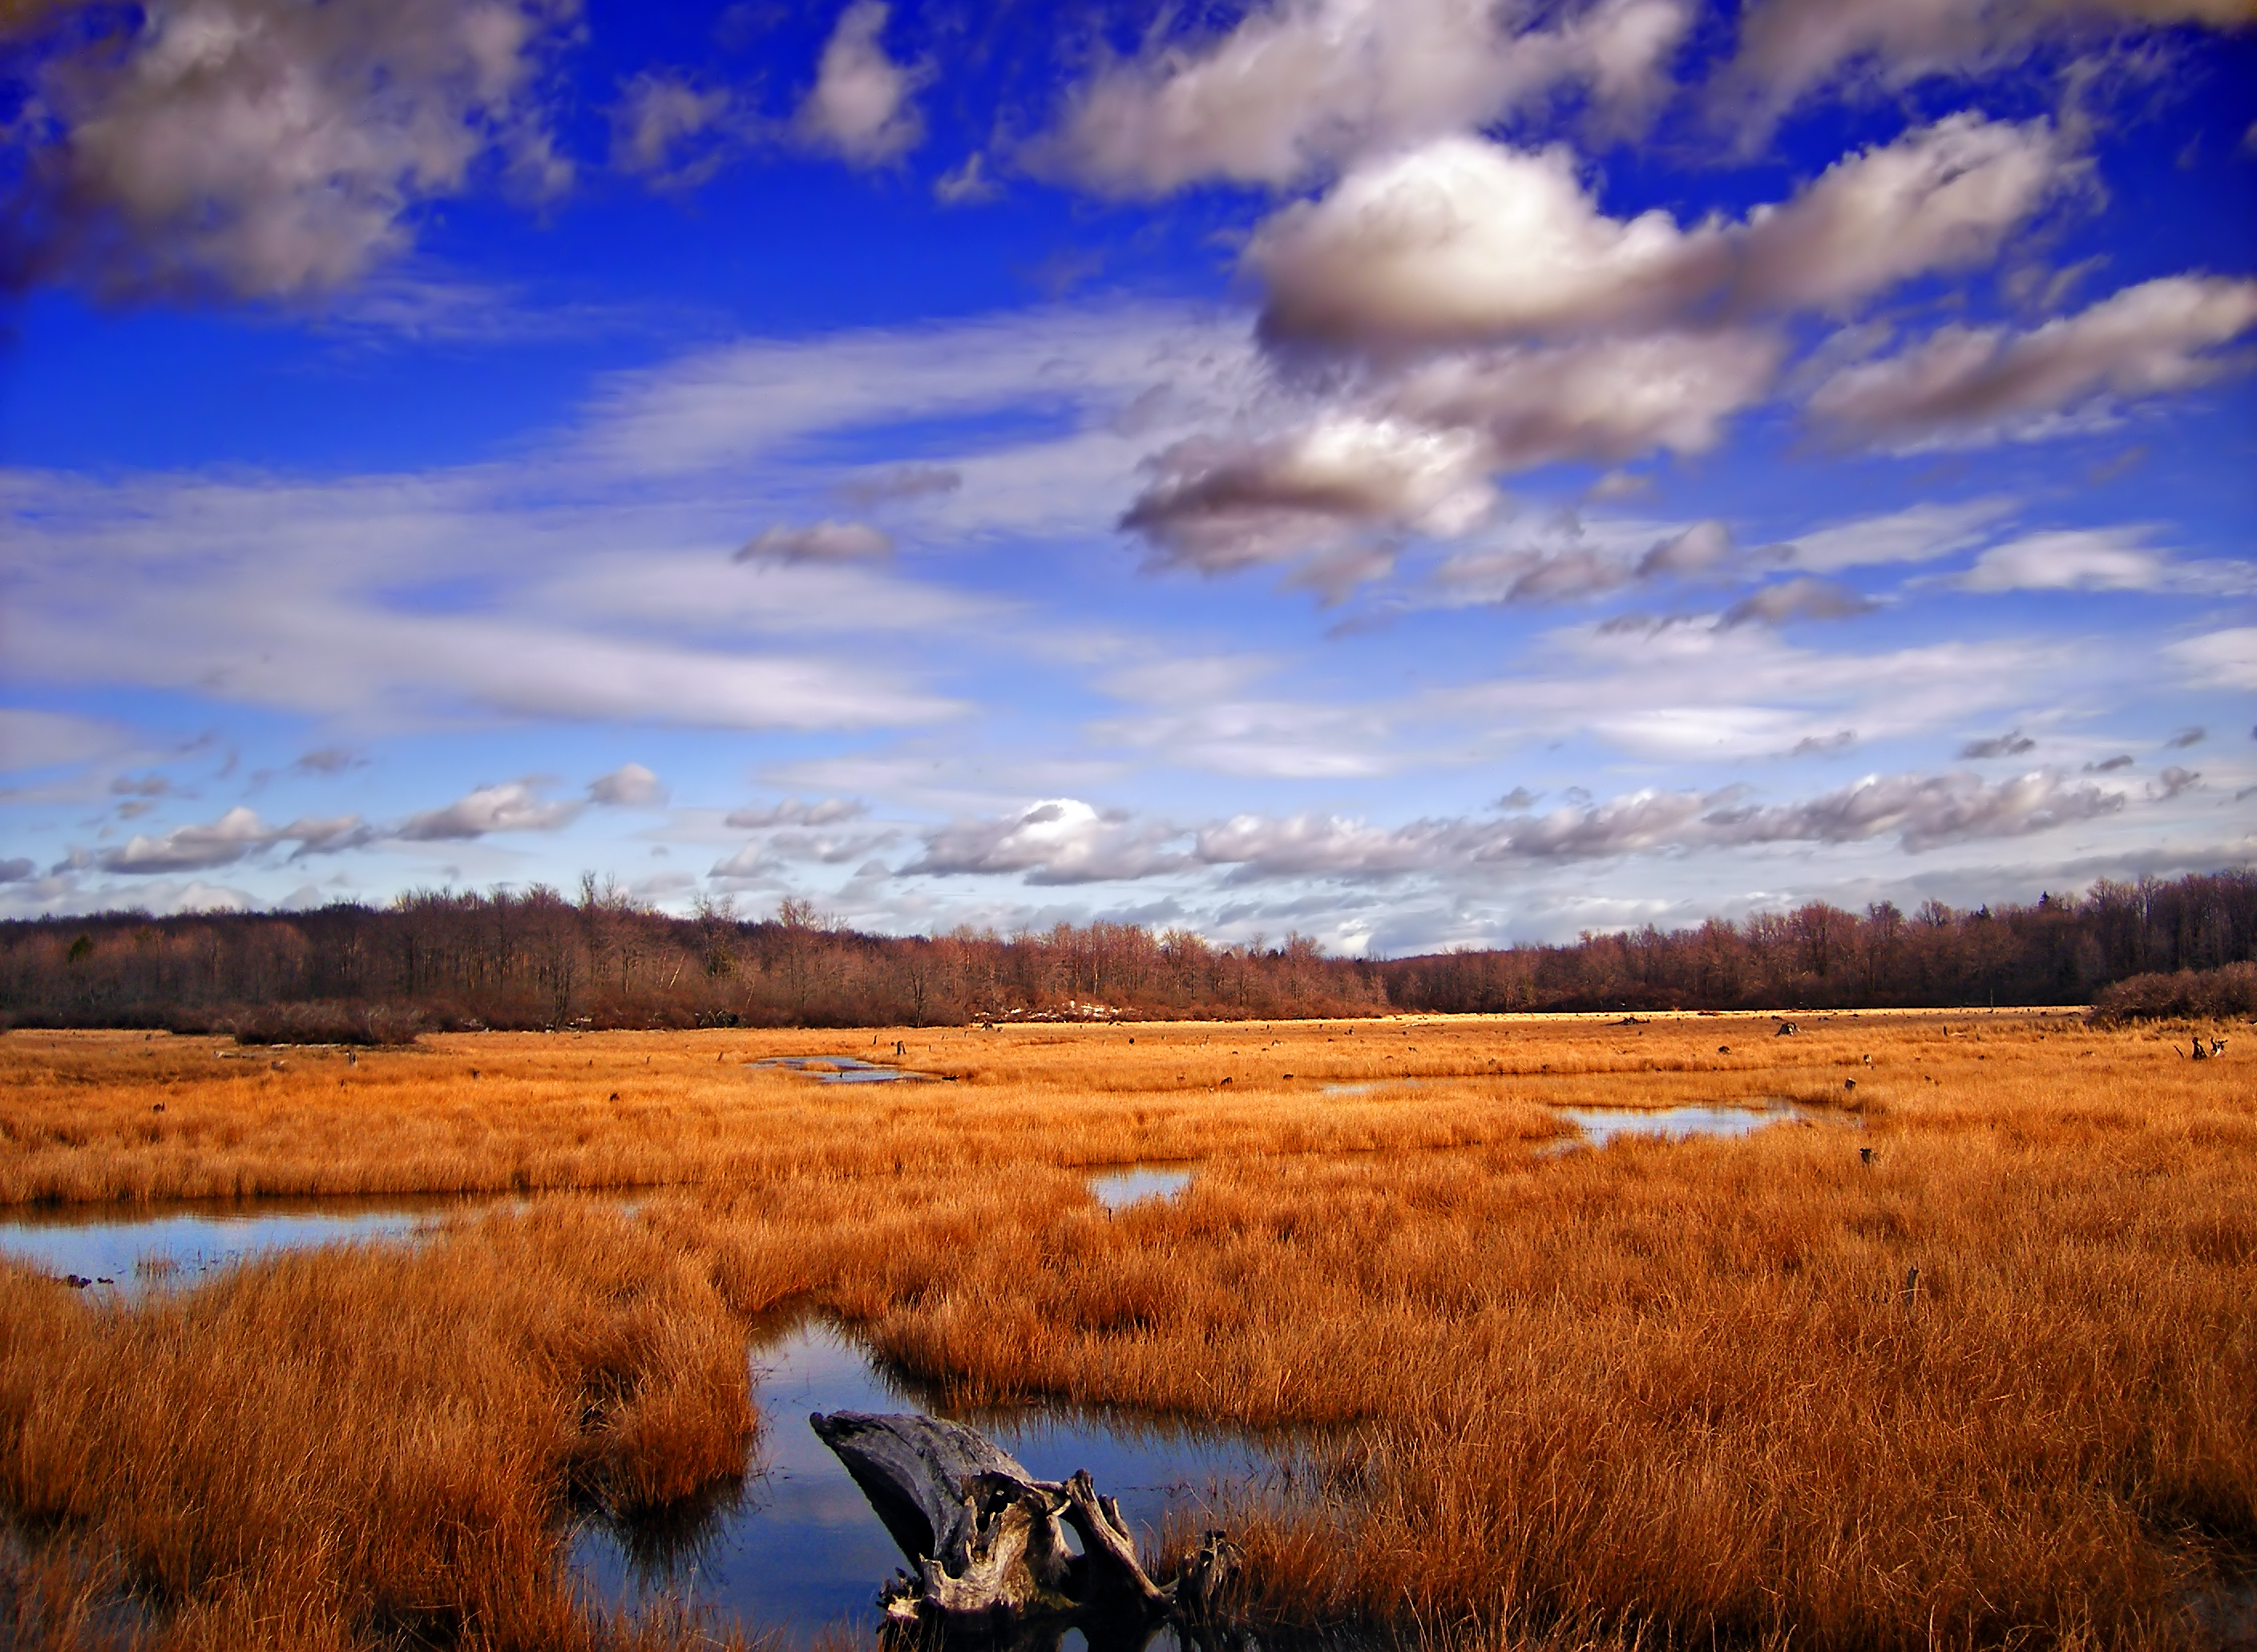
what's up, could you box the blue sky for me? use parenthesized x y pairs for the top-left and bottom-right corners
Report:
(1, 0), (2252, 953)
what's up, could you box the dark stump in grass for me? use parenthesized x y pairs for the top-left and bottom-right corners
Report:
(810, 1410), (1245, 1652)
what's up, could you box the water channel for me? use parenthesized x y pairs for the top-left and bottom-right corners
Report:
(571, 1311), (1282, 1646)
(0, 1194), (498, 1299)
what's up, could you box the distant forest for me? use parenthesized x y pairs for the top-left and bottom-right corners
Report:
(2, 870), (2253, 1035)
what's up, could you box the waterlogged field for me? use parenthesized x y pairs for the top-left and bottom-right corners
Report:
(0, 1012), (2251, 1651)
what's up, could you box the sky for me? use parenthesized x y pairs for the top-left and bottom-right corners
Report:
(0, 0), (2252, 955)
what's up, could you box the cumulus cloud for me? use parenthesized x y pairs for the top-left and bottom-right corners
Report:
(1037, 0), (1691, 198)
(2085, 753), (2134, 772)
(587, 763), (667, 807)
(735, 520), (894, 566)
(98, 806), (371, 873)
(6, 0), (575, 300)
(1735, 115), (2074, 313)
(396, 782), (579, 841)
(1120, 416), (1496, 573)
(1728, 0), (2252, 112)
(1250, 139), (1727, 352)
(725, 797), (869, 829)
(1385, 329), (1786, 470)
(1719, 576), (1877, 627)
(2166, 725), (2206, 749)
(611, 73), (739, 188)
(908, 799), (1193, 886)
(794, 2), (923, 166)
(1809, 276), (2257, 450)
(0, 858), (38, 884)
(1250, 117), (2069, 354)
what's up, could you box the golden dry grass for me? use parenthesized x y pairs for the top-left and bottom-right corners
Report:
(0, 1205), (757, 1652)
(1, 1011), (2251, 1650)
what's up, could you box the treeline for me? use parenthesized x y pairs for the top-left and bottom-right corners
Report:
(1, 870), (2252, 1035)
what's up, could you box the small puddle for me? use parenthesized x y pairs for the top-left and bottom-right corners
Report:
(1088, 1164), (1197, 1210)
(750, 1056), (933, 1085)
(572, 1311), (1280, 1646)
(1553, 1104), (1798, 1150)
(0, 1194), (507, 1299)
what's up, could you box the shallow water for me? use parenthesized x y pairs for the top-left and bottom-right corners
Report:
(750, 1056), (934, 1084)
(0, 1194), (499, 1299)
(1088, 1164), (1197, 1210)
(1555, 1104), (1796, 1149)
(572, 1312), (1278, 1646)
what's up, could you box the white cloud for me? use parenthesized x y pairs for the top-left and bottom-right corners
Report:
(1718, 576), (1877, 627)
(1386, 329), (1786, 469)
(1736, 115), (2075, 313)
(1728, 0), (2251, 111)
(736, 520), (894, 566)
(1706, 767), (2126, 854)
(1809, 275), (2257, 450)
(1960, 729), (2037, 758)
(2168, 628), (2257, 691)
(14, 0), (575, 300)
(587, 763), (667, 807)
(2, 467), (967, 733)
(794, 2), (923, 166)
(397, 782), (579, 841)
(1036, 0), (1690, 198)
(98, 806), (370, 873)
(1775, 496), (2017, 572)
(0, 708), (133, 773)
(1637, 519), (1734, 578)
(909, 798), (1193, 885)
(725, 798), (869, 829)
(1250, 138), (1727, 352)
(881, 755), (2141, 895)
(1956, 527), (2257, 595)
(1120, 414), (1496, 574)
(1250, 117), (2069, 353)
(611, 73), (739, 187)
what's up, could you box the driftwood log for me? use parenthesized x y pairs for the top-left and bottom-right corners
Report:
(810, 1411), (1245, 1650)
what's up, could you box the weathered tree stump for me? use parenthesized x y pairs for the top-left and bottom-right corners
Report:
(810, 1411), (1244, 1650)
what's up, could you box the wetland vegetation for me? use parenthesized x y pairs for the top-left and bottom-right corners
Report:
(0, 1010), (2251, 1650)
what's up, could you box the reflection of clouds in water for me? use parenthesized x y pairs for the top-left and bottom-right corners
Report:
(1556, 1104), (1800, 1149)
(0, 1196), (487, 1299)
(577, 1311), (1280, 1643)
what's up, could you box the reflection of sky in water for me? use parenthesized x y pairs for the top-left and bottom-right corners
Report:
(1087, 1166), (1195, 1210)
(749, 1056), (933, 1085)
(572, 1315), (1275, 1646)
(0, 1197), (488, 1299)
(1556, 1105), (1793, 1149)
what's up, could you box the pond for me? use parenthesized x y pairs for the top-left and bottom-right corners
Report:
(0, 1194), (505, 1299)
(571, 1311), (1282, 1646)
(751, 1056), (935, 1084)
(1087, 1164), (1197, 1210)
(1554, 1103), (1803, 1149)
